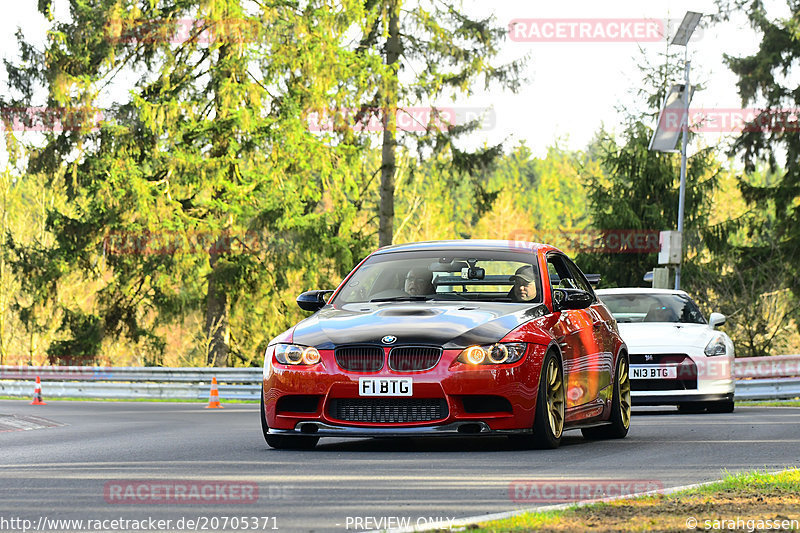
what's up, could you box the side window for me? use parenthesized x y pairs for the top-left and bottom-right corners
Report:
(546, 254), (574, 290)
(546, 254), (594, 296)
(547, 261), (560, 288)
(564, 258), (593, 295)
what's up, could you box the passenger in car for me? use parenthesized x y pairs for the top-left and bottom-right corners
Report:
(404, 267), (434, 296)
(510, 265), (538, 302)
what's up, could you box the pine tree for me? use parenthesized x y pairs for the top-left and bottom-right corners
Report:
(575, 48), (721, 287)
(718, 0), (800, 297)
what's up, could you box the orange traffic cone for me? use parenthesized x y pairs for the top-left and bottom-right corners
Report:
(31, 376), (46, 405)
(206, 377), (223, 409)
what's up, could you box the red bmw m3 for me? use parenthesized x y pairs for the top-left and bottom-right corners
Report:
(261, 240), (630, 449)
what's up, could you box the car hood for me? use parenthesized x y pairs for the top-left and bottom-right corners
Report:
(617, 323), (715, 350)
(289, 301), (549, 349)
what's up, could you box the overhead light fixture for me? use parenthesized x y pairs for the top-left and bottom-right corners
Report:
(671, 11), (702, 46)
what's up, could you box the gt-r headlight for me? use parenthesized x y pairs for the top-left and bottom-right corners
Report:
(704, 334), (727, 357)
(457, 343), (527, 365)
(273, 343), (321, 365)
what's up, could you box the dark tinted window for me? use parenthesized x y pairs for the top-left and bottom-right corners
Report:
(599, 293), (706, 324)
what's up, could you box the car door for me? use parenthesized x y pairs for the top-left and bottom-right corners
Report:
(563, 257), (614, 402)
(546, 253), (610, 413)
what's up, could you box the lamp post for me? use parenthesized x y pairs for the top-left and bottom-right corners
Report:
(649, 11), (702, 290)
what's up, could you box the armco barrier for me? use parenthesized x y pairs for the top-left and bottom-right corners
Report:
(0, 356), (798, 401)
(0, 366), (262, 400)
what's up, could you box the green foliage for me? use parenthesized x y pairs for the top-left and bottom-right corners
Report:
(718, 0), (800, 297)
(576, 123), (720, 287)
(4, 0), (380, 367)
(345, 0), (525, 246)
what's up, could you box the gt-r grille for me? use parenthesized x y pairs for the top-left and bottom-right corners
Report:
(328, 398), (448, 423)
(388, 346), (442, 372)
(630, 353), (698, 391)
(335, 346), (384, 372)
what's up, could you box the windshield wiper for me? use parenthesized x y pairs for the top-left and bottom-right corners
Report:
(369, 296), (433, 302)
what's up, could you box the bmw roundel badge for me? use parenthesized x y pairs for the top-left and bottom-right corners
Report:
(381, 335), (397, 345)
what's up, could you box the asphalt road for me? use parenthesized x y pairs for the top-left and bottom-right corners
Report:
(1, 400), (799, 532)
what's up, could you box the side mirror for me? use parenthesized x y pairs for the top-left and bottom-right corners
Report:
(296, 290), (335, 312)
(552, 288), (593, 311)
(709, 312), (726, 328)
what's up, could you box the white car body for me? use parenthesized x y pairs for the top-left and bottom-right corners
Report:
(595, 288), (735, 412)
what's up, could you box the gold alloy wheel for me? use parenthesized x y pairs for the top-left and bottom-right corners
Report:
(546, 357), (565, 438)
(619, 357), (631, 429)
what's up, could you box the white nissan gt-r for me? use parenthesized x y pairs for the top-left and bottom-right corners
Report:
(595, 288), (735, 413)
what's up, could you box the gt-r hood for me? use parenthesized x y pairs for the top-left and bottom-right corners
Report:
(289, 301), (549, 349)
(617, 323), (715, 350)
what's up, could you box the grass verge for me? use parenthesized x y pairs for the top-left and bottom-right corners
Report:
(470, 469), (800, 532)
(737, 400), (800, 407)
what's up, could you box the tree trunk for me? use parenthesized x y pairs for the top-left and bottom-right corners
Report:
(205, 38), (234, 367)
(205, 252), (229, 367)
(379, 1), (401, 248)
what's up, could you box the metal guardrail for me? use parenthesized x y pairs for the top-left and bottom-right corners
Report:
(1, 356), (799, 401)
(0, 366), (262, 400)
(733, 354), (800, 379)
(0, 366), (263, 382)
(734, 378), (800, 401)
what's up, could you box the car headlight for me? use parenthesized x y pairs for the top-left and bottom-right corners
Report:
(457, 343), (527, 365)
(704, 335), (727, 357)
(273, 344), (321, 365)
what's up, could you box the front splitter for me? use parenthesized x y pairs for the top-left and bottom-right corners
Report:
(269, 421), (532, 438)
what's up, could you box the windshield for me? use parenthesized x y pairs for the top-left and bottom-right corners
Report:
(332, 250), (543, 304)
(599, 293), (706, 324)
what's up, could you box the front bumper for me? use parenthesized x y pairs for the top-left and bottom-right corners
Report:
(263, 345), (548, 433)
(629, 350), (734, 406)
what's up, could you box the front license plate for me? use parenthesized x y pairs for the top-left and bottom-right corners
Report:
(631, 365), (677, 379)
(358, 377), (413, 397)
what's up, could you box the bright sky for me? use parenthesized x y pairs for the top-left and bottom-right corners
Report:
(0, 0), (777, 163)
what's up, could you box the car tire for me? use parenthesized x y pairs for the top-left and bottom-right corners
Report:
(510, 350), (565, 450)
(260, 393), (319, 450)
(706, 399), (735, 414)
(581, 352), (631, 440)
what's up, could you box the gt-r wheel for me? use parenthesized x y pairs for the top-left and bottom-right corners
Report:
(581, 352), (631, 440)
(511, 350), (565, 449)
(260, 393), (319, 450)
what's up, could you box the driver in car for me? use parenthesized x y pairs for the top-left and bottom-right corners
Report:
(510, 265), (538, 302)
(404, 267), (434, 296)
